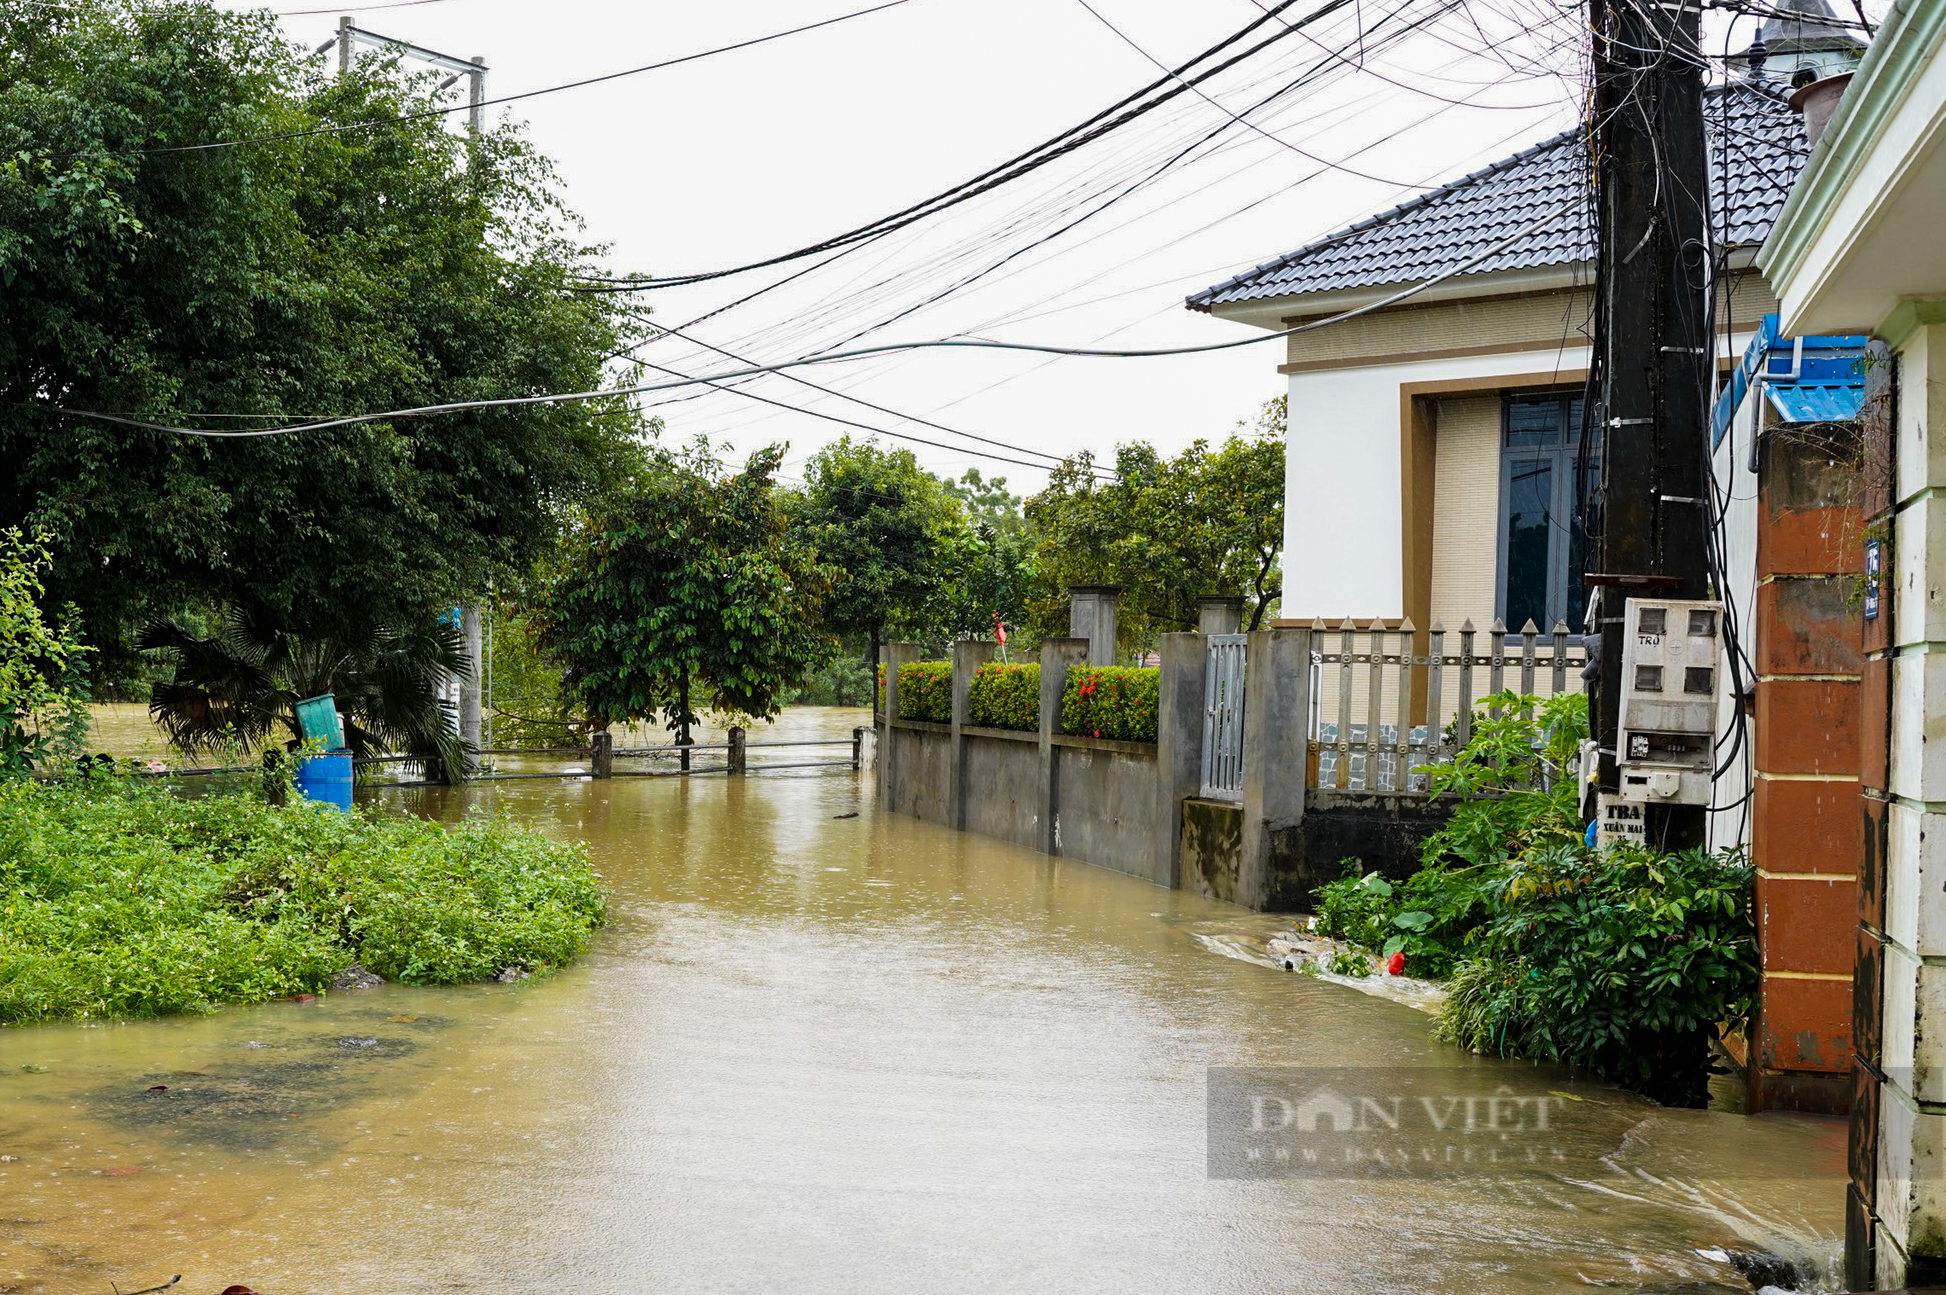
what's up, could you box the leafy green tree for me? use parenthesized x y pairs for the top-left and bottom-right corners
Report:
(0, 529), (93, 777)
(944, 468), (1026, 535)
(542, 444), (831, 760)
(1024, 399), (1284, 650)
(793, 437), (965, 676)
(0, 0), (642, 675)
(922, 521), (1037, 646)
(139, 606), (471, 781)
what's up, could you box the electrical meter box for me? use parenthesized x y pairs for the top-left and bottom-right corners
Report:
(1617, 597), (1720, 805)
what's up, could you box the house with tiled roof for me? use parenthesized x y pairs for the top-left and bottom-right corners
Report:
(1187, 20), (1887, 1121)
(1187, 77), (1812, 634)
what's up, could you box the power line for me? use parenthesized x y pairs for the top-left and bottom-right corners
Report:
(74, 0), (927, 158)
(625, 314), (1106, 474)
(572, 0), (1357, 291)
(633, 0), (1549, 418)
(40, 200), (1574, 438)
(1071, 0), (1431, 187)
(623, 350), (1088, 476)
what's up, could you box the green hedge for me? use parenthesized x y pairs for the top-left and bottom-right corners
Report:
(896, 661), (953, 722)
(1061, 666), (1159, 743)
(967, 663), (1040, 731)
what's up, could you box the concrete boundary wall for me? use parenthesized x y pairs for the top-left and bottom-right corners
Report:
(876, 634), (1174, 884)
(873, 623), (1443, 906)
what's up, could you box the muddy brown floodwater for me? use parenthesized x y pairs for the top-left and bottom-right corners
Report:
(3, 707), (1844, 1293)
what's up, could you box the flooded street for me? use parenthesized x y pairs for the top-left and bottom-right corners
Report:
(3, 708), (1843, 1293)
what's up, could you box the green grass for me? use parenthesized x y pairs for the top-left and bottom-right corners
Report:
(0, 776), (606, 1024)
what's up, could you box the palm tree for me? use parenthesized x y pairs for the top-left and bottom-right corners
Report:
(139, 607), (471, 782)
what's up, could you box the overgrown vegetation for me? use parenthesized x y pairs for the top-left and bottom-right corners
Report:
(1429, 841), (1754, 1107)
(0, 529), (91, 778)
(139, 606), (471, 781)
(0, 773), (606, 1024)
(1312, 690), (1756, 1107)
(1061, 666), (1159, 742)
(967, 663), (1039, 731)
(896, 661), (953, 723)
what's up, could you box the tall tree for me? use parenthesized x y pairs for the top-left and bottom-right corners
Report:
(541, 444), (831, 761)
(793, 437), (965, 678)
(944, 469), (1027, 535)
(921, 522), (1037, 646)
(0, 0), (642, 676)
(1024, 399), (1284, 649)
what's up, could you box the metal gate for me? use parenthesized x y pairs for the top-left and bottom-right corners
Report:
(1200, 634), (1246, 800)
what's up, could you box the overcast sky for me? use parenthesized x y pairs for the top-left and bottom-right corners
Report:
(220, 0), (1806, 495)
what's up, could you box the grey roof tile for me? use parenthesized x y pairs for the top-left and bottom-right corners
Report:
(1187, 81), (1808, 311)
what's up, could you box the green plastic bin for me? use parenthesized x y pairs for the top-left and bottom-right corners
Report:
(294, 693), (345, 751)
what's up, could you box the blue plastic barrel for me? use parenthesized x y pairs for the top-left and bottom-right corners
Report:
(294, 750), (353, 811)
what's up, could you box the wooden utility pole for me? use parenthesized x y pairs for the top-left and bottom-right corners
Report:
(1588, 0), (1713, 848)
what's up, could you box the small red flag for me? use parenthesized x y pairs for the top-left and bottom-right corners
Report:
(993, 614), (1008, 645)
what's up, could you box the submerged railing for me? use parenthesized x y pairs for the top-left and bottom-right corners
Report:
(70, 728), (869, 789)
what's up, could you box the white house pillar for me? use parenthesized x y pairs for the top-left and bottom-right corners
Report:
(1854, 312), (1946, 1290)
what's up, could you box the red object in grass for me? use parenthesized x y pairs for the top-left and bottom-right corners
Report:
(1386, 951), (1406, 976)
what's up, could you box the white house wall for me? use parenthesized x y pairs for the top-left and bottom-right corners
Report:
(1709, 385), (1763, 852)
(1283, 345), (1591, 621)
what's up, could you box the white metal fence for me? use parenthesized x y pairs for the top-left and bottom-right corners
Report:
(1309, 618), (1585, 795)
(1200, 633), (1247, 801)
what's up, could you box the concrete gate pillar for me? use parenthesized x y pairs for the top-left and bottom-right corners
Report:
(950, 639), (995, 830)
(879, 643), (921, 812)
(1197, 596), (1244, 636)
(1238, 627), (1311, 910)
(1155, 632), (1209, 890)
(1037, 637), (1089, 855)
(1068, 586), (1122, 666)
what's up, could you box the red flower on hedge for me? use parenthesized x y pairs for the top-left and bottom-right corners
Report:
(1386, 951), (1406, 976)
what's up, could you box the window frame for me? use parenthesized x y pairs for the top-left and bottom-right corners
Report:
(1493, 390), (1597, 634)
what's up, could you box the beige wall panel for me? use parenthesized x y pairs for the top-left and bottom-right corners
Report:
(1429, 395), (1502, 632)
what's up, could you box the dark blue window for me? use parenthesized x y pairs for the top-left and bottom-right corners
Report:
(1497, 393), (1599, 633)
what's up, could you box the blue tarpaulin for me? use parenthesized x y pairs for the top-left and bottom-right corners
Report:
(1711, 313), (1866, 446)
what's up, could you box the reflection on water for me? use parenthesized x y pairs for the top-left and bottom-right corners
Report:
(4, 708), (1842, 1293)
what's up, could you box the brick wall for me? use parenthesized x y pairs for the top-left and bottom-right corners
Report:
(1748, 418), (1865, 1115)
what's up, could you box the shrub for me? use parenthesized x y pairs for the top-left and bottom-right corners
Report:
(1312, 861), (1493, 980)
(896, 660), (953, 722)
(1313, 689), (1755, 1106)
(968, 663), (1040, 731)
(1432, 842), (1755, 1109)
(1318, 692), (1586, 976)
(0, 775), (606, 1023)
(1061, 666), (1159, 742)
(0, 529), (93, 779)
(1417, 689), (1588, 871)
